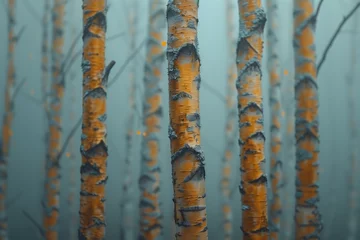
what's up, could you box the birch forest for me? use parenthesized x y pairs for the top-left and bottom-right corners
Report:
(1, 0), (360, 239)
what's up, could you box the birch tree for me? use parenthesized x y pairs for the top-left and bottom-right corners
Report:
(293, 0), (321, 238)
(220, 0), (237, 239)
(266, 0), (282, 238)
(236, 0), (269, 239)
(79, 0), (115, 239)
(167, 0), (208, 239)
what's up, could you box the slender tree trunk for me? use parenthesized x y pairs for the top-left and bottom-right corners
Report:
(293, 1), (321, 239)
(220, 0), (237, 239)
(166, 0), (208, 239)
(266, 0), (282, 238)
(43, 0), (65, 239)
(236, 1), (269, 239)
(0, 1), (16, 239)
(120, 2), (137, 240)
(139, 1), (166, 239)
(79, 0), (114, 239)
(346, 8), (358, 240)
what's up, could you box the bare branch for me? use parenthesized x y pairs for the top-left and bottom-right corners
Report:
(314, 0), (325, 22)
(22, 210), (45, 238)
(62, 31), (83, 71)
(7, 191), (23, 208)
(15, 26), (26, 42)
(103, 60), (116, 86)
(317, 2), (360, 74)
(23, 0), (41, 23)
(12, 78), (26, 102)
(108, 38), (146, 87)
(56, 116), (82, 162)
(21, 91), (42, 105)
(202, 81), (226, 103)
(107, 32), (126, 41)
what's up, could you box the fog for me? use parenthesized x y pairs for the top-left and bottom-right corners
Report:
(0, 0), (359, 239)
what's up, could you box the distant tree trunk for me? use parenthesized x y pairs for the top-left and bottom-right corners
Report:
(166, 0), (208, 239)
(236, 1), (269, 239)
(43, 0), (65, 239)
(280, 68), (295, 240)
(79, 0), (114, 239)
(120, 1), (137, 240)
(346, 8), (358, 240)
(266, 0), (282, 238)
(0, 0), (17, 238)
(293, 0), (321, 239)
(138, 0), (166, 239)
(220, 0), (237, 239)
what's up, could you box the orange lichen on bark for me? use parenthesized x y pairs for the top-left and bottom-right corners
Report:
(79, 1), (113, 239)
(293, 0), (321, 239)
(167, 1), (208, 239)
(236, 0), (268, 239)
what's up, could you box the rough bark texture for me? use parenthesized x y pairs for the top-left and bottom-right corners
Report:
(166, 0), (208, 239)
(43, 0), (65, 239)
(236, 0), (269, 239)
(0, 1), (16, 239)
(293, 1), (321, 239)
(79, 1), (113, 239)
(120, 2), (137, 240)
(346, 8), (358, 240)
(220, 0), (237, 239)
(266, 0), (282, 238)
(139, 1), (166, 239)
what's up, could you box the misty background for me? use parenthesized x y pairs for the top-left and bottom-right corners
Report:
(0, 0), (359, 239)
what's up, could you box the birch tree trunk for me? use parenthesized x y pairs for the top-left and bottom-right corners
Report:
(43, 0), (65, 238)
(220, 0), (237, 239)
(79, 0), (115, 239)
(236, 0), (269, 239)
(120, 1), (137, 239)
(167, 0), (208, 239)
(293, 0), (321, 239)
(266, 0), (282, 238)
(139, 1), (166, 238)
(0, 1), (16, 239)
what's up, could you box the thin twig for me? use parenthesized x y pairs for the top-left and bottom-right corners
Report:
(15, 26), (26, 42)
(21, 91), (42, 105)
(62, 31), (83, 71)
(317, 2), (360, 74)
(22, 210), (45, 238)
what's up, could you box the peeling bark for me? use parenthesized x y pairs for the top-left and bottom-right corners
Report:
(42, 0), (65, 239)
(293, 1), (322, 239)
(166, 1), (208, 239)
(0, 1), (17, 239)
(346, 8), (358, 240)
(120, 2), (137, 240)
(79, 1), (114, 239)
(266, 0), (282, 239)
(138, 1), (166, 239)
(236, 1), (269, 239)
(220, 0), (237, 239)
